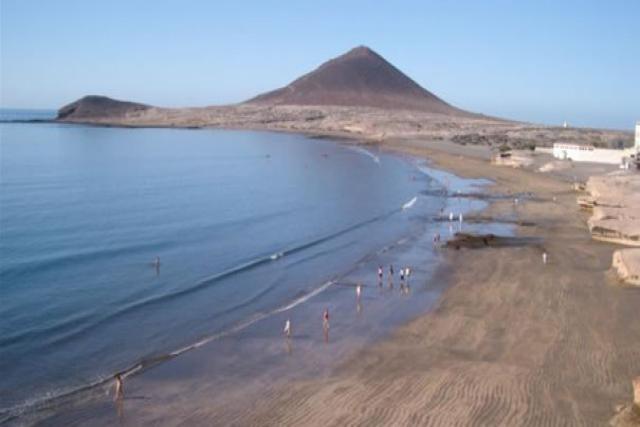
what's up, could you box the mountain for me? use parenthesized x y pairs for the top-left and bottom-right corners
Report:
(247, 46), (468, 115)
(57, 95), (149, 120)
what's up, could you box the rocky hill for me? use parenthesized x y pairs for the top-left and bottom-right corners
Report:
(247, 46), (469, 115)
(57, 95), (149, 121)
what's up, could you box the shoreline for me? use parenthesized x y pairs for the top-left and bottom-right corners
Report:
(228, 139), (640, 426)
(3, 133), (500, 426)
(4, 123), (639, 425)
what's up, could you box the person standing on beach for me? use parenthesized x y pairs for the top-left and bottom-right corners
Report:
(322, 308), (330, 342)
(356, 283), (362, 300)
(389, 264), (394, 287)
(459, 213), (463, 224)
(114, 374), (124, 401)
(542, 252), (548, 265)
(377, 265), (383, 285)
(449, 212), (454, 221)
(284, 319), (292, 338)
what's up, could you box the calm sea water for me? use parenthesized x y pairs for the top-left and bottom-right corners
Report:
(0, 113), (456, 416)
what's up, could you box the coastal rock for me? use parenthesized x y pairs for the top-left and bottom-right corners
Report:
(612, 249), (640, 286)
(445, 233), (539, 249)
(582, 174), (640, 246)
(538, 160), (573, 173)
(610, 377), (640, 426)
(491, 151), (534, 168)
(57, 95), (149, 121)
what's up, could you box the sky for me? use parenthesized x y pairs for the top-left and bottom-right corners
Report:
(1, 0), (638, 130)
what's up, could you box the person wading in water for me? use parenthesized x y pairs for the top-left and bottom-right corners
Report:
(322, 308), (330, 343)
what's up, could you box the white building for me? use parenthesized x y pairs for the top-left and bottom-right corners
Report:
(551, 122), (639, 166)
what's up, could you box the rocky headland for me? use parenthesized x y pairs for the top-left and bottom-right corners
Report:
(55, 46), (633, 151)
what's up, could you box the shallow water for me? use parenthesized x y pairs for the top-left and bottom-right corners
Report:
(0, 114), (509, 424)
(0, 119), (454, 417)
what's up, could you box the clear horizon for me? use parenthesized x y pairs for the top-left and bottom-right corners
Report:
(1, 0), (638, 130)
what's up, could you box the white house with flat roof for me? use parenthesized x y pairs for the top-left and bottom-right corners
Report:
(551, 122), (639, 167)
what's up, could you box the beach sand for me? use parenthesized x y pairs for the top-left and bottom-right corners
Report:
(208, 141), (640, 426)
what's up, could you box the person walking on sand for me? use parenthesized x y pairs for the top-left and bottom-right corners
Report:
(284, 319), (292, 338)
(542, 252), (548, 265)
(377, 265), (383, 285)
(114, 374), (124, 401)
(356, 283), (362, 300)
(388, 264), (394, 287)
(449, 212), (454, 221)
(459, 213), (463, 224)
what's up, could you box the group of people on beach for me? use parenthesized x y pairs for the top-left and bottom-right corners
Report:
(378, 264), (412, 291)
(282, 263), (413, 345)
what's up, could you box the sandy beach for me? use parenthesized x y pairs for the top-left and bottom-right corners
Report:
(200, 140), (640, 426)
(4, 3), (639, 425)
(19, 137), (640, 427)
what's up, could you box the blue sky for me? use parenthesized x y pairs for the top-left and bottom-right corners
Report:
(1, 0), (638, 129)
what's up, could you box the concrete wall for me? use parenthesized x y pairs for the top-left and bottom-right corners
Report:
(552, 144), (627, 164)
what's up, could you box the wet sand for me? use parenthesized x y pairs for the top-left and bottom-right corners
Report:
(225, 141), (640, 426)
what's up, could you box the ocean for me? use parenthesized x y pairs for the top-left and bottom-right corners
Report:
(0, 111), (496, 423)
